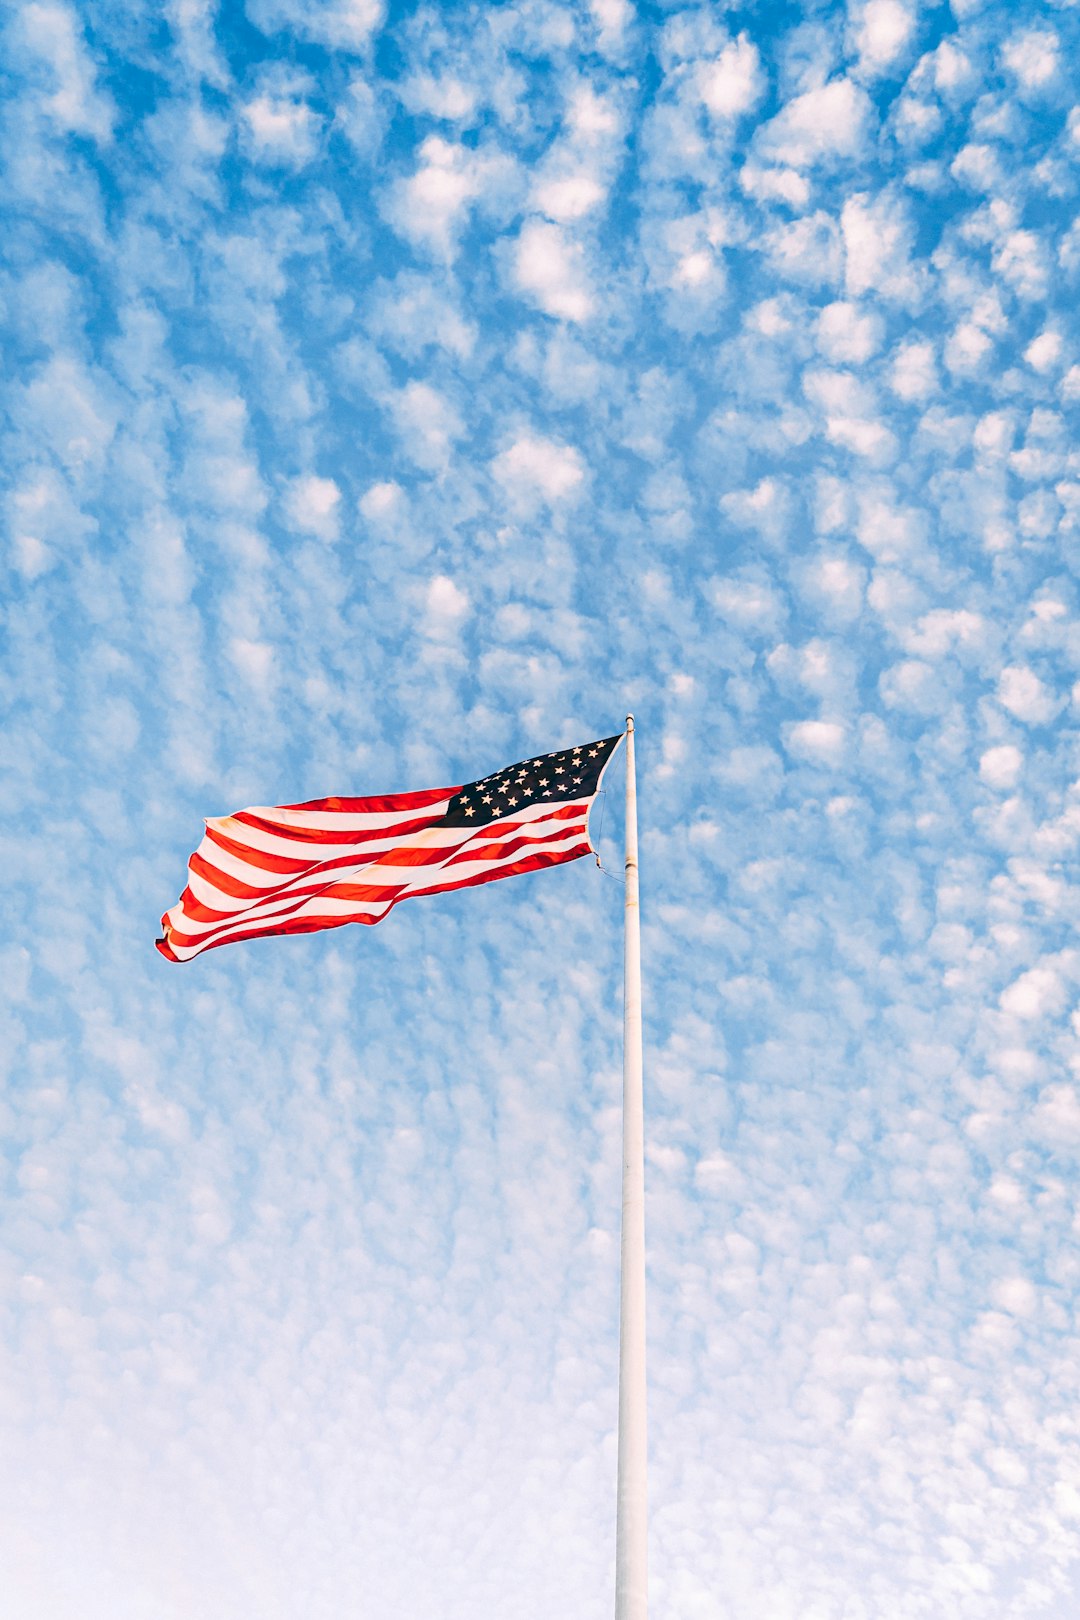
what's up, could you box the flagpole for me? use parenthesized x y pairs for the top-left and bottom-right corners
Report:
(616, 714), (648, 1620)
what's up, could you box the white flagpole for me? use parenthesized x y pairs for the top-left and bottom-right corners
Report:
(616, 714), (648, 1620)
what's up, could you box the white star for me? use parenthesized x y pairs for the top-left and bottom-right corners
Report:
(464, 806), (475, 816)
(508, 796), (518, 806)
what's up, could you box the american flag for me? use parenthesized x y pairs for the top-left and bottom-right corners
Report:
(157, 733), (623, 962)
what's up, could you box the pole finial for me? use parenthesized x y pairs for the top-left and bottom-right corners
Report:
(626, 714), (635, 733)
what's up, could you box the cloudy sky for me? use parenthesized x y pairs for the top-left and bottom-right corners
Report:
(4, 0), (1080, 1615)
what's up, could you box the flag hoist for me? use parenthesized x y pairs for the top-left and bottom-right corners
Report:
(157, 720), (649, 1614)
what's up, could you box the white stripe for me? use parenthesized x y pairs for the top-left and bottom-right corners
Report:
(207, 808), (450, 861)
(228, 798), (453, 832)
(172, 816), (590, 948)
(171, 827), (589, 955)
(167, 796), (594, 957)
(196, 799), (589, 891)
(211, 793), (580, 859)
(377, 822), (589, 896)
(198, 822), (467, 875)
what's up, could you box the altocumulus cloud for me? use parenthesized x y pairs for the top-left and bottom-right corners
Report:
(4, 2), (1080, 1618)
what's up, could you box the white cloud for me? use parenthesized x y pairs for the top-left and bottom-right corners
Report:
(980, 746), (1023, 789)
(944, 321), (993, 376)
(972, 411), (1016, 460)
(890, 339), (938, 401)
(853, 0), (915, 76)
(6, 466), (97, 579)
(901, 607), (989, 662)
(783, 719), (847, 765)
(368, 273), (477, 361)
(880, 659), (950, 715)
(229, 637), (274, 688)
(764, 212), (843, 286)
(1001, 29), (1060, 92)
(796, 553), (866, 624)
(720, 478), (791, 545)
(1000, 965), (1067, 1020)
(949, 143), (1002, 192)
(513, 220), (592, 321)
(803, 369), (896, 463)
(336, 76), (384, 156)
(359, 481), (403, 521)
(997, 666), (1058, 726)
(247, 0), (385, 50)
(399, 74), (479, 123)
(842, 191), (919, 302)
(1024, 331), (1063, 374)
(390, 382), (464, 471)
(20, 355), (117, 476)
(740, 163), (810, 207)
(589, 0), (631, 48)
(491, 435), (585, 505)
(698, 34), (765, 119)
(1032, 1084), (1080, 1146)
(993, 1276), (1038, 1318)
(385, 138), (516, 258)
(816, 301), (883, 363)
(567, 84), (621, 142)
(856, 488), (927, 565)
(387, 137), (477, 253)
(992, 229), (1050, 302)
(424, 574), (470, 632)
(532, 175), (605, 222)
(166, 0), (230, 87)
(15, 2), (114, 142)
(828, 416), (894, 460)
(283, 475), (341, 541)
(242, 93), (320, 167)
(756, 78), (873, 168)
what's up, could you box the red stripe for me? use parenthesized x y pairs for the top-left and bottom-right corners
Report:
(174, 884), (233, 924)
(443, 819), (585, 870)
(165, 874), (402, 950)
(405, 843), (590, 903)
(190, 849), (275, 902)
(471, 801), (584, 833)
(185, 824), (477, 934)
(205, 823), (320, 874)
(160, 843), (590, 960)
(192, 807), (582, 918)
(230, 805), (445, 847)
(175, 817), (582, 949)
(159, 785), (597, 962)
(259, 786), (455, 817)
(192, 833), (467, 902)
(162, 827), (588, 956)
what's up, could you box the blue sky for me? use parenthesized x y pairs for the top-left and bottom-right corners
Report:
(3, 0), (1080, 1615)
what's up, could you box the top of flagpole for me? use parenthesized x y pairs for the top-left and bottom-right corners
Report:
(626, 714), (634, 732)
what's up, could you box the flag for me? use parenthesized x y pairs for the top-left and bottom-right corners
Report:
(157, 733), (623, 962)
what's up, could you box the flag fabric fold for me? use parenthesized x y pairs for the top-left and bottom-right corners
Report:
(157, 733), (623, 962)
